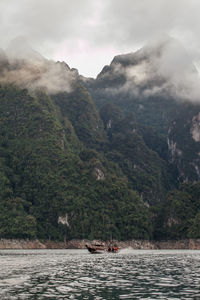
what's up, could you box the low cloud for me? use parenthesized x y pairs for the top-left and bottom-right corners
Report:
(97, 36), (200, 102)
(0, 39), (75, 94)
(1, 0), (200, 77)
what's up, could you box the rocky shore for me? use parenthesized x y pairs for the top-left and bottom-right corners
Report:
(1, 238), (200, 250)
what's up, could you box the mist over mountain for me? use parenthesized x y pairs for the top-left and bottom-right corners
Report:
(90, 36), (200, 102)
(0, 38), (77, 94)
(0, 36), (200, 241)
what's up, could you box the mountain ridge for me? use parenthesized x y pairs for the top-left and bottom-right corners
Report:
(0, 37), (200, 241)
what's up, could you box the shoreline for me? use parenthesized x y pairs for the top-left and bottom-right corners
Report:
(1, 238), (200, 250)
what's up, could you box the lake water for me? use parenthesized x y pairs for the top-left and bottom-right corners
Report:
(0, 249), (200, 299)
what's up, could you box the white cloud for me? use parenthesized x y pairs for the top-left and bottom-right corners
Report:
(0, 0), (200, 76)
(97, 36), (200, 102)
(0, 39), (75, 95)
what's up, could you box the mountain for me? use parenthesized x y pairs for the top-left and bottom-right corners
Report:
(85, 36), (200, 183)
(0, 36), (200, 241)
(0, 46), (152, 241)
(0, 39), (77, 95)
(6, 37), (45, 62)
(168, 103), (200, 182)
(82, 36), (200, 239)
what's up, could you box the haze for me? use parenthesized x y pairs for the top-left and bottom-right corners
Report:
(0, 0), (200, 77)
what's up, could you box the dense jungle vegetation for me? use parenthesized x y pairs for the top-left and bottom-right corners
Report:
(0, 83), (199, 241)
(1, 38), (200, 241)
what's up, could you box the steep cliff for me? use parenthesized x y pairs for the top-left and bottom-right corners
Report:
(1, 37), (200, 241)
(168, 103), (200, 182)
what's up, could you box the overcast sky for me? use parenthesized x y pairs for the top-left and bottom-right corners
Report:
(0, 0), (200, 77)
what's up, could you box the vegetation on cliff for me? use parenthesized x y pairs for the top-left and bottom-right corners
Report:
(0, 37), (200, 241)
(0, 84), (152, 241)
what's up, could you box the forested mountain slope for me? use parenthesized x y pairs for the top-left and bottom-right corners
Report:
(0, 37), (200, 241)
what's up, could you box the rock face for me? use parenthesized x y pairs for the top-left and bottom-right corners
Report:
(1, 37), (200, 242)
(191, 113), (200, 142)
(86, 36), (200, 187)
(94, 167), (105, 180)
(1, 239), (200, 250)
(58, 214), (70, 227)
(168, 105), (200, 182)
(0, 239), (46, 249)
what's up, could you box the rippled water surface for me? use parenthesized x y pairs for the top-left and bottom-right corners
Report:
(0, 249), (200, 299)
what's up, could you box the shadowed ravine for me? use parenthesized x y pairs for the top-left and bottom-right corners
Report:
(0, 249), (200, 299)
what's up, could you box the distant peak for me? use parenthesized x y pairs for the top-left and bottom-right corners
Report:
(6, 37), (45, 62)
(0, 48), (7, 61)
(142, 34), (186, 55)
(111, 35), (188, 67)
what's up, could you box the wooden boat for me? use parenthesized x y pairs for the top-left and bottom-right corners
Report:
(85, 243), (119, 254)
